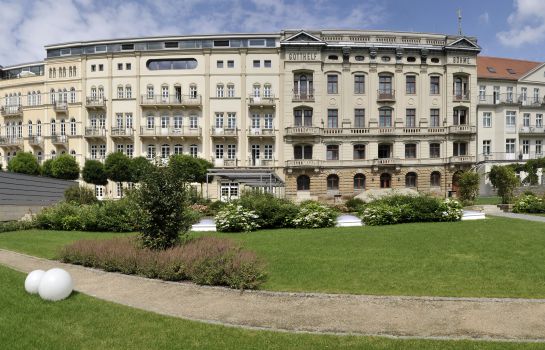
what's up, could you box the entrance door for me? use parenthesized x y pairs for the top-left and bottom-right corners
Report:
(380, 173), (391, 188)
(452, 172), (461, 193)
(251, 144), (260, 166)
(220, 182), (239, 202)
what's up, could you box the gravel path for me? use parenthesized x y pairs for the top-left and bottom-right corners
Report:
(482, 205), (545, 223)
(2, 248), (545, 342)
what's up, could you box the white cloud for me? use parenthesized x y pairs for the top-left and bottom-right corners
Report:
(479, 12), (489, 25)
(497, 0), (545, 47)
(0, 0), (385, 66)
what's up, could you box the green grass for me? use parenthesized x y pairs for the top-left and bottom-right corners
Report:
(474, 196), (501, 205)
(0, 264), (542, 350)
(2, 217), (545, 298)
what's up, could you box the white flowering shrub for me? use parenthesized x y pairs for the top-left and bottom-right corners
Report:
(360, 204), (403, 226)
(513, 194), (545, 213)
(291, 201), (337, 229)
(437, 199), (463, 222)
(215, 203), (260, 232)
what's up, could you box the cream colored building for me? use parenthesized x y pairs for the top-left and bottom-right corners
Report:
(0, 30), (481, 200)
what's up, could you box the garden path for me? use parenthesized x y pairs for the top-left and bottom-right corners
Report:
(2, 249), (545, 342)
(482, 205), (545, 223)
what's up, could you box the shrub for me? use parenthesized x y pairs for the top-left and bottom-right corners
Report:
(215, 203), (260, 232)
(360, 203), (403, 226)
(129, 156), (154, 183)
(488, 165), (519, 204)
(40, 159), (54, 177)
(7, 152), (40, 175)
(59, 236), (266, 290)
(345, 197), (365, 213)
(51, 154), (80, 180)
(236, 191), (299, 229)
(64, 185), (97, 205)
(82, 160), (108, 186)
(0, 220), (36, 233)
(513, 194), (545, 213)
(291, 201), (337, 229)
(457, 171), (480, 205)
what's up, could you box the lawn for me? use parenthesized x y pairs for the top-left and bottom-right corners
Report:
(0, 264), (542, 350)
(474, 196), (500, 205)
(1, 217), (545, 298)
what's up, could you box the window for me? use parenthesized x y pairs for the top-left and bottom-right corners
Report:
(146, 59), (198, 70)
(294, 145), (313, 159)
(146, 115), (155, 129)
(405, 172), (417, 188)
(355, 55), (365, 61)
(430, 76), (440, 94)
(99, 144), (106, 158)
(189, 144), (198, 157)
(95, 186), (104, 200)
(430, 172), (441, 187)
(453, 108), (468, 125)
(378, 144), (391, 159)
(215, 113), (224, 128)
(216, 84), (224, 98)
(407, 56), (416, 63)
(227, 113), (236, 129)
(161, 115), (169, 129)
(121, 44), (134, 50)
(217, 60), (224, 68)
(405, 144), (417, 158)
(264, 60), (272, 68)
(327, 74), (338, 94)
(326, 145), (339, 160)
(537, 140), (542, 155)
(50, 119), (56, 135)
(493, 86), (500, 103)
(174, 144), (183, 155)
(189, 85), (197, 98)
(253, 60), (260, 68)
(354, 75), (365, 94)
(483, 140), (491, 155)
(116, 144), (124, 153)
(523, 113), (530, 127)
(483, 112), (492, 128)
(507, 86), (514, 102)
(227, 144), (236, 159)
(506, 111), (516, 127)
(126, 144), (134, 158)
(117, 63), (123, 70)
(70, 118), (76, 135)
(264, 144), (273, 159)
(479, 85), (486, 101)
(378, 75), (392, 94)
(353, 144), (365, 159)
(189, 115), (198, 129)
(70, 88), (76, 103)
(294, 109), (313, 127)
(227, 84), (235, 97)
(263, 84), (272, 97)
(354, 174), (365, 191)
(297, 175), (310, 191)
(327, 109), (338, 128)
(521, 87), (528, 102)
(328, 55), (338, 60)
(91, 65), (96, 72)
(28, 121), (33, 136)
(37, 120), (42, 136)
(161, 144), (170, 159)
(126, 63), (131, 70)
(264, 113), (273, 129)
(430, 143), (440, 158)
(522, 139), (530, 154)
(125, 85), (132, 99)
(406, 75), (416, 94)
(506, 138), (516, 154)
(379, 109), (392, 127)
(453, 142), (467, 156)
(537, 114), (543, 128)
(406, 109), (416, 127)
(98, 64), (104, 71)
(354, 109), (365, 128)
(227, 60), (234, 68)
(251, 114), (260, 129)
(534, 88), (540, 103)
(253, 84), (260, 97)
(117, 86), (124, 99)
(380, 173), (391, 188)
(327, 174), (339, 191)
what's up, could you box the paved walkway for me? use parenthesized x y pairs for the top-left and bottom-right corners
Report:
(482, 205), (545, 223)
(2, 249), (545, 342)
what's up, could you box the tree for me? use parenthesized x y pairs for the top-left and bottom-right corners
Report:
(488, 165), (519, 204)
(129, 156), (154, 183)
(457, 171), (480, 205)
(168, 155), (213, 198)
(64, 184), (97, 205)
(40, 159), (54, 177)
(133, 166), (191, 250)
(82, 160), (108, 187)
(104, 152), (132, 197)
(7, 152), (40, 175)
(51, 154), (80, 180)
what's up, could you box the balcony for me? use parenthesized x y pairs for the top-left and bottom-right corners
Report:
(212, 158), (238, 167)
(477, 152), (543, 163)
(85, 97), (106, 109)
(248, 94), (275, 108)
(84, 127), (107, 139)
(1, 105), (23, 117)
(140, 94), (202, 108)
(449, 125), (476, 134)
(210, 128), (238, 137)
(285, 159), (321, 168)
(285, 126), (321, 136)
(292, 89), (314, 102)
(453, 90), (470, 102)
(377, 89), (395, 102)
(28, 136), (44, 147)
(449, 155), (475, 164)
(0, 137), (23, 147)
(521, 97), (544, 108)
(478, 93), (533, 106)
(53, 101), (68, 113)
(139, 126), (202, 138)
(519, 126), (545, 134)
(247, 128), (276, 137)
(51, 134), (68, 146)
(373, 158), (401, 168)
(247, 158), (277, 167)
(111, 127), (135, 138)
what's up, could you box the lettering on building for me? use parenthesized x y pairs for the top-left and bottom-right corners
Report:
(452, 56), (471, 64)
(287, 52), (319, 61)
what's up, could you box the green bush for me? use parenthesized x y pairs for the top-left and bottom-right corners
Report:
(457, 171), (480, 205)
(215, 203), (260, 232)
(236, 191), (299, 229)
(40, 159), (54, 177)
(51, 154), (80, 180)
(64, 185), (98, 205)
(7, 152), (40, 175)
(0, 220), (36, 233)
(291, 201), (337, 229)
(488, 165), (519, 204)
(513, 194), (545, 213)
(345, 197), (365, 213)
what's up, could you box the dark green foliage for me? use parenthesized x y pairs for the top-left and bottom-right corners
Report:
(105, 152), (132, 183)
(129, 156), (154, 183)
(236, 191), (299, 229)
(488, 165), (519, 204)
(50, 154), (80, 180)
(0, 220), (36, 233)
(345, 197), (365, 212)
(82, 160), (108, 186)
(168, 154), (212, 183)
(513, 194), (545, 213)
(40, 159), (54, 177)
(457, 171), (480, 205)
(7, 152), (40, 175)
(64, 185), (98, 205)
(133, 166), (191, 250)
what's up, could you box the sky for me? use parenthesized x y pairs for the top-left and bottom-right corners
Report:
(0, 0), (544, 66)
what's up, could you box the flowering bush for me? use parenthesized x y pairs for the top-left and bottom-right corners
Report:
(437, 199), (464, 221)
(215, 203), (260, 232)
(513, 194), (545, 213)
(291, 201), (337, 229)
(360, 204), (403, 226)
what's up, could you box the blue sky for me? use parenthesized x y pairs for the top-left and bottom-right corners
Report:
(0, 0), (544, 66)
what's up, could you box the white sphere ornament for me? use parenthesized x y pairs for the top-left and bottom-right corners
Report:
(24, 269), (46, 294)
(38, 268), (73, 301)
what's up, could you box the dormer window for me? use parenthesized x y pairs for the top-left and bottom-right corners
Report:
(507, 68), (516, 75)
(487, 66), (496, 73)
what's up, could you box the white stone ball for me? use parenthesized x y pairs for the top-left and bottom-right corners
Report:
(38, 268), (73, 301)
(24, 269), (46, 294)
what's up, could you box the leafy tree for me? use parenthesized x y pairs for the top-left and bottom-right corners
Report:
(104, 152), (132, 197)
(7, 152), (40, 175)
(169, 155), (213, 198)
(51, 154), (80, 180)
(488, 165), (519, 204)
(129, 156), (154, 183)
(40, 159), (54, 177)
(457, 171), (480, 205)
(64, 185), (98, 205)
(132, 166), (191, 250)
(82, 160), (108, 186)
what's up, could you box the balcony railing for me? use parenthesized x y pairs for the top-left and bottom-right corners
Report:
(292, 89), (314, 102)
(51, 134), (68, 145)
(377, 89), (395, 102)
(449, 125), (476, 134)
(111, 127), (135, 137)
(247, 158), (276, 167)
(478, 93), (545, 106)
(286, 126), (450, 136)
(0, 137), (23, 147)
(477, 152), (543, 163)
(285, 159), (322, 168)
(53, 101), (68, 113)
(85, 97), (106, 109)
(449, 155), (475, 164)
(285, 126), (321, 136)
(28, 136), (44, 147)
(84, 127), (107, 137)
(1, 105), (23, 117)
(140, 94), (202, 107)
(373, 158), (401, 167)
(453, 90), (470, 102)
(519, 125), (545, 134)
(212, 158), (238, 167)
(248, 94), (275, 107)
(139, 126), (202, 137)
(210, 128), (238, 137)
(247, 128), (276, 137)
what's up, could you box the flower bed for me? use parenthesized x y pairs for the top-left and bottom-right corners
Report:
(513, 194), (545, 213)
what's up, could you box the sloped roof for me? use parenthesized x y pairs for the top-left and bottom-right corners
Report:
(477, 56), (541, 81)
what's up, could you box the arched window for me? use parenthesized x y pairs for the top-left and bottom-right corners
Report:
(327, 174), (339, 191)
(36, 120), (42, 136)
(125, 85), (132, 99)
(263, 84), (272, 98)
(380, 173), (391, 188)
(294, 73), (313, 100)
(216, 84), (224, 98)
(174, 144), (183, 155)
(430, 171), (441, 187)
(50, 119), (56, 135)
(60, 119), (66, 135)
(27, 92), (31, 106)
(405, 172), (417, 188)
(50, 89), (56, 103)
(161, 144), (170, 159)
(294, 108), (313, 127)
(70, 118), (76, 135)
(69, 66), (73, 77)
(98, 86), (104, 99)
(28, 121), (33, 137)
(36, 91), (41, 105)
(253, 84), (261, 97)
(189, 84), (197, 98)
(354, 173), (366, 191)
(70, 88), (76, 103)
(117, 85), (124, 99)
(73, 66), (77, 76)
(297, 175), (310, 191)
(189, 144), (198, 157)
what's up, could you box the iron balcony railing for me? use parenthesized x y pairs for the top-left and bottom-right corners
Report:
(292, 88), (314, 102)
(85, 97), (107, 108)
(140, 94), (202, 106)
(139, 126), (202, 137)
(377, 89), (395, 101)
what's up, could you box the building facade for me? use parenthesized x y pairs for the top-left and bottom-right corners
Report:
(0, 30), (482, 200)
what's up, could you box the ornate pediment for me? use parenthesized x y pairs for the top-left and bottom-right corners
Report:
(282, 31), (326, 46)
(446, 37), (480, 50)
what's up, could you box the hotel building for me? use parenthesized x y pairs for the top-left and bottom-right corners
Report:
(0, 29), (482, 200)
